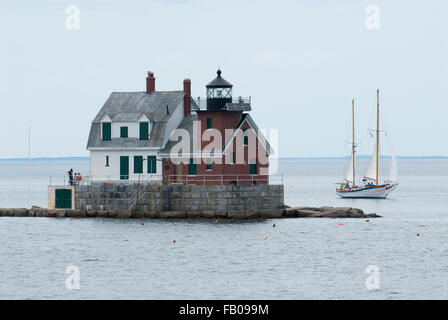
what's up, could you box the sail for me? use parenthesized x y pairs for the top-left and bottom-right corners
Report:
(386, 155), (398, 183)
(344, 153), (354, 183)
(364, 141), (378, 181)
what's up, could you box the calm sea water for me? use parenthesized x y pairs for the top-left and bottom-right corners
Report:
(0, 158), (447, 299)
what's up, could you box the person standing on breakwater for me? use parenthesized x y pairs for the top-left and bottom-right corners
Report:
(76, 172), (82, 185)
(68, 169), (74, 186)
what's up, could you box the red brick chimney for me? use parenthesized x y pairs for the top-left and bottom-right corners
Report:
(146, 71), (155, 94)
(183, 78), (191, 117)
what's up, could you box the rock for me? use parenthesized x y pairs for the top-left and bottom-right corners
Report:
(284, 208), (298, 218)
(296, 209), (320, 217)
(96, 210), (108, 218)
(0, 208), (10, 216)
(367, 213), (381, 218)
(117, 210), (132, 218)
(47, 210), (58, 217)
(187, 211), (202, 218)
(245, 210), (259, 219)
(66, 210), (86, 218)
(31, 205), (42, 210)
(144, 211), (161, 218)
(228, 211), (246, 219)
(201, 210), (215, 218)
(107, 211), (118, 218)
(259, 209), (284, 219)
(86, 210), (98, 218)
(214, 210), (228, 218)
(159, 211), (187, 218)
(13, 208), (28, 217)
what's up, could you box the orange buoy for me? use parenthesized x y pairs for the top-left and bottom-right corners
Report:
(141, 222), (144, 225)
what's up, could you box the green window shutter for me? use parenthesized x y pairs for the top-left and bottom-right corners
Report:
(147, 156), (157, 173)
(120, 126), (128, 138)
(207, 118), (212, 129)
(139, 122), (149, 140)
(105, 156), (110, 167)
(249, 159), (257, 175)
(120, 156), (129, 180)
(102, 123), (111, 141)
(134, 156), (143, 174)
(231, 152), (235, 164)
(188, 158), (197, 175)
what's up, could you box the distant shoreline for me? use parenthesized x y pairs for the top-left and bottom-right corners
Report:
(0, 156), (447, 162)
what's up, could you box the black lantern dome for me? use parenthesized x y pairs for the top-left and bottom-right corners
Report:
(206, 69), (233, 111)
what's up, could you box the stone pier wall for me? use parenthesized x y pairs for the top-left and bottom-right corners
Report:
(74, 183), (284, 212)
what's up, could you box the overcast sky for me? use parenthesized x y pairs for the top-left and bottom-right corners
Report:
(1, 0), (447, 158)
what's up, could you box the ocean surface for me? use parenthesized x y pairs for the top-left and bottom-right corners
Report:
(0, 158), (447, 299)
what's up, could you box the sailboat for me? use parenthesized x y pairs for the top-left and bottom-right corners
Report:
(336, 90), (398, 199)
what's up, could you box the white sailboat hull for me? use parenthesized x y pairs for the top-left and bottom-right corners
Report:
(336, 183), (398, 199)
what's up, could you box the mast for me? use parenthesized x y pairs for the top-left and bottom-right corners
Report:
(352, 99), (355, 186)
(376, 89), (379, 185)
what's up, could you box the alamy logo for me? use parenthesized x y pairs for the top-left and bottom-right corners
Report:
(365, 5), (380, 30)
(65, 5), (80, 30)
(65, 265), (80, 290)
(365, 265), (380, 290)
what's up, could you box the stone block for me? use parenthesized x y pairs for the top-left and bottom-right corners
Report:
(228, 210), (246, 219)
(159, 211), (187, 218)
(187, 211), (202, 218)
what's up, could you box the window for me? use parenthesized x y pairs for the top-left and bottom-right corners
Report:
(230, 152), (235, 165)
(147, 156), (157, 174)
(243, 128), (248, 146)
(139, 122), (149, 140)
(134, 156), (143, 174)
(206, 118), (212, 129)
(188, 158), (197, 175)
(120, 126), (128, 138)
(105, 156), (110, 167)
(249, 159), (257, 175)
(206, 159), (212, 171)
(102, 123), (111, 141)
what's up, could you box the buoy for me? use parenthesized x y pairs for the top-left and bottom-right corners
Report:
(264, 235), (268, 239)
(141, 222), (144, 225)
(172, 240), (176, 243)
(417, 233), (420, 237)
(273, 224), (276, 228)
(338, 223), (343, 226)
(365, 220), (369, 222)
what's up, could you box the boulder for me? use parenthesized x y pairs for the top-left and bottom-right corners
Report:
(214, 210), (228, 218)
(117, 210), (132, 218)
(187, 211), (202, 218)
(144, 211), (161, 218)
(245, 210), (259, 219)
(13, 208), (28, 217)
(259, 209), (284, 219)
(228, 211), (246, 219)
(66, 210), (87, 218)
(201, 210), (215, 218)
(96, 210), (108, 218)
(107, 211), (118, 218)
(159, 211), (187, 218)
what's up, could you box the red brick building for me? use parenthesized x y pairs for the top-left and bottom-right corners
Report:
(160, 70), (272, 185)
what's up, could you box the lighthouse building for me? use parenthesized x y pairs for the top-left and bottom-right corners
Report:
(86, 70), (272, 185)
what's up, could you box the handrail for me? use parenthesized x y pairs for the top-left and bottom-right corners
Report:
(194, 96), (251, 109)
(49, 173), (283, 186)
